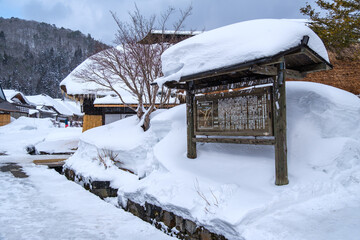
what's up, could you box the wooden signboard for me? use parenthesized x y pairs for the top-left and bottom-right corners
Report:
(194, 86), (273, 136)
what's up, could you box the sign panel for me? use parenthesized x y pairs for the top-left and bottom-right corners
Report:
(195, 86), (273, 136)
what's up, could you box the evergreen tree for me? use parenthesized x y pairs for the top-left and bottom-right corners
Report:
(301, 0), (360, 57)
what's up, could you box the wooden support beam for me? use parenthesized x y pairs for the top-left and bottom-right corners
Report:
(186, 81), (197, 159)
(273, 62), (289, 185)
(249, 65), (306, 79)
(193, 137), (275, 145)
(299, 62), (330, 74)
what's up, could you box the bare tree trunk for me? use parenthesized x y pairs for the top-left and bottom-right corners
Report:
(141, 84), (158, 131)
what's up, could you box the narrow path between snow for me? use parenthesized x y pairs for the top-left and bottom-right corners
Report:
(0, 162), (173, 240)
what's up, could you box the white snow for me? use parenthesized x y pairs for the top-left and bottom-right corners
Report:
(64, 82), (360, 239)
(156, 19), (329, 86)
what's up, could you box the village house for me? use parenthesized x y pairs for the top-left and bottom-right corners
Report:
(0, 84), (22, 126)
(3, 89), (36, 118)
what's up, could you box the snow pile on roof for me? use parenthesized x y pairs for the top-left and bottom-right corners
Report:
(59, 50), (138, 104)
(26, 94), (74, 116)
(156, 19), (329, 85)
(93, 92), (137, 105)
(3, 89), (33, 105)
(65, 82), (360, 239)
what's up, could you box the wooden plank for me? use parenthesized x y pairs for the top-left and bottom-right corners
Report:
(193, 137), (275, 145)
(33, 159), (67, 164)
(94, 104), (178, 108)
(273, 62), (289, 185)
(186, 82), (197, 159)
(194, 130), (273, 136)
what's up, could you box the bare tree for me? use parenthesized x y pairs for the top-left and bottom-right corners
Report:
(75, 4), (192, 131)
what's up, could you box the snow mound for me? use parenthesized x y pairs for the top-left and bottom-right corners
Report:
(65, 82), (360, 239)
(156, 19), (329, 85)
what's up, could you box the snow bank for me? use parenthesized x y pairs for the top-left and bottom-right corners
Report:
(156, 19), (329, 85)
(65, 82), (360, 239)
(0, 117), (82, 157)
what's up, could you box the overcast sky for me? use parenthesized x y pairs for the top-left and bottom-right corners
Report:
(0, 0), (316, 45)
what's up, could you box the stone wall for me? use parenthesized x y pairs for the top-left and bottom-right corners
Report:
(63, 167), (227, 240)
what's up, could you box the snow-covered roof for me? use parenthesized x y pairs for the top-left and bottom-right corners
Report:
(156, 19), (330, 85)
(150, 29), (203, 35)
(3, 89), (33, 105)
(54, 99), (83, 116)
(59, 49), (139, 104)
(60, 48), (178, 105)
(26, 94), (74, 117)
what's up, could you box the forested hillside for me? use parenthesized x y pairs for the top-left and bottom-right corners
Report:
(0, 17), (108, 97)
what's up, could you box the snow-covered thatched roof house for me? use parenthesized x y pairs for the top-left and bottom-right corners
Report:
(60, 31), (197, 132)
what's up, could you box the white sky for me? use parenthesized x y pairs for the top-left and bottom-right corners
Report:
(0, 0), (316, 45)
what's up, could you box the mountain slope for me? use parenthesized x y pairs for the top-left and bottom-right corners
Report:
(0, 17), (108, 97)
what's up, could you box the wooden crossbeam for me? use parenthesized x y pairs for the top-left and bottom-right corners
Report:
(193, 137), (275, 145)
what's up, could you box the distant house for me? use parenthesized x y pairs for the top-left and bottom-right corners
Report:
(3, 89), (36, 118)
(0, 85), (22, 126)
(60, 30), (197, 132)
(26, 94), (82, 124)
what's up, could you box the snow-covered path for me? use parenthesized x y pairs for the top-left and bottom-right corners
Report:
(0, 162), (173, 240)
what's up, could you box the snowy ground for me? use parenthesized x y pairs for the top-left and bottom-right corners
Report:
(0, 119), (173, 240)
(65, 82), (360, 239)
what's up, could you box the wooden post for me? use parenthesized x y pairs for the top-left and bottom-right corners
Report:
(186, 81), (197, 159)
(273, 61), (289, 185)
